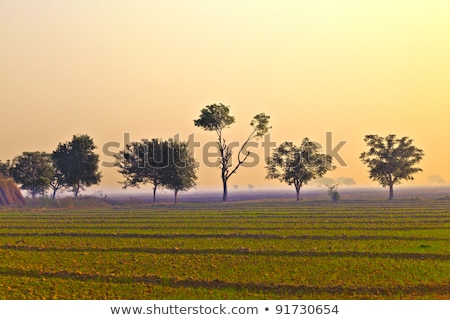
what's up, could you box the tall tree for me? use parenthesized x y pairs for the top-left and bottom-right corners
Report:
(52, 134), (102, 197)
(161, 140), (198, 204)
(11, 152), (55, 198)
(360, 134), (424, 200)
(266, 138), (335, 201)
(194, 103), (270, 201)
(115, 139), (167, 203)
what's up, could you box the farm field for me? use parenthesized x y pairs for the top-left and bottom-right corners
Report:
(0, 199), (449, 299)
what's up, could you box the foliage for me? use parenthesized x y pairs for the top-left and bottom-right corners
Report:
(0, 160), (12, 178)
(360, 134), (424, 200)
(250, 113), (271, 138)
(266, 138), (335, 201)
(193, 103), (235, 132)
(52, 134), (102, 197)
(115, 139), (197, 203)
(194, 103), (271, 201)
(10, 152), (55, 198)
(115, 139), (163, 203)
(160, 140), (198, 204)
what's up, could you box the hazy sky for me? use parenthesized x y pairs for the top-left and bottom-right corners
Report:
(1, 0), (449, 191)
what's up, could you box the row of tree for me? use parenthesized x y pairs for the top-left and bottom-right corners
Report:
(115, 139), (197, 204)
(0, 135), (198, 204)
(193, 104), (424, 201)
(0, 134), (101, 199)
(0, 103), (425, 202)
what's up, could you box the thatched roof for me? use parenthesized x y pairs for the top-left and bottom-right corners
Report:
(0, 176), (25, 206)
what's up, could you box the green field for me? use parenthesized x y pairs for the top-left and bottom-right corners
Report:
(0, 199), (449, 299)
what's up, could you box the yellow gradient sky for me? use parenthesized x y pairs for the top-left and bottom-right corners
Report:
(1, 1), (449, 191)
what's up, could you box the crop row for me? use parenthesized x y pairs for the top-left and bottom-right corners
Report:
(0, 201), (448, 299)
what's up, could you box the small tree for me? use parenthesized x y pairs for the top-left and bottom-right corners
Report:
(115, 139), (167, 203)
(52, 134), (102, 197)
(325, 183), (340, 201)
(266, 138), (335, 201)
(194, 103), (270, 201)
(11, 152), (55, 198)
(360, 134), (424, 200)
(161, 140), (198, 204)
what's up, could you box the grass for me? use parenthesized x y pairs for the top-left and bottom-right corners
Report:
(0, 199), (449, 299)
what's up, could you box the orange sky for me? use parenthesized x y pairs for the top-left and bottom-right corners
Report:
(1, 1), (449, 192)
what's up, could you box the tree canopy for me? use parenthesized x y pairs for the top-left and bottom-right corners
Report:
(52, 134), (102, 197)
(266, 138), (335, 201)
(116, 139), (167, 203)
(161, 140), (198, 204)
(115, 138), (197, 204)
(193, 103), (235, 132)
(11, 152), (55, 198)
(360, 134), (424, 200)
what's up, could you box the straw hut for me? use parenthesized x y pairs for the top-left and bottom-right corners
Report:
(0, 175), (25, 206)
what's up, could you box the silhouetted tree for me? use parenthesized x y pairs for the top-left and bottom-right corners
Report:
(161, 140), (198, 204)
(115, 139), (166, 203)
(11, 152), (54, 198)
(360, 134), (424, 200)
(53, 134), (102, 197)
(266, 138), (335, 201)
(194, 103), (270, 201)
(116, 139), (197, 204)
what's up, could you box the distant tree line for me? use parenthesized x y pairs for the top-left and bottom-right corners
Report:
(0, 134), (197, 204)
(0, 104), (425, 203)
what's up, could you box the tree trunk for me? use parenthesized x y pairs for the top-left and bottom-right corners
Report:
(222, 177), (228, 202)
(174, 189), (178, 204)
(295, 181), (302, 202)
(152, 185), (157, 203)
(52, 188), (57, 200)
(388, 184), (394, 200)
